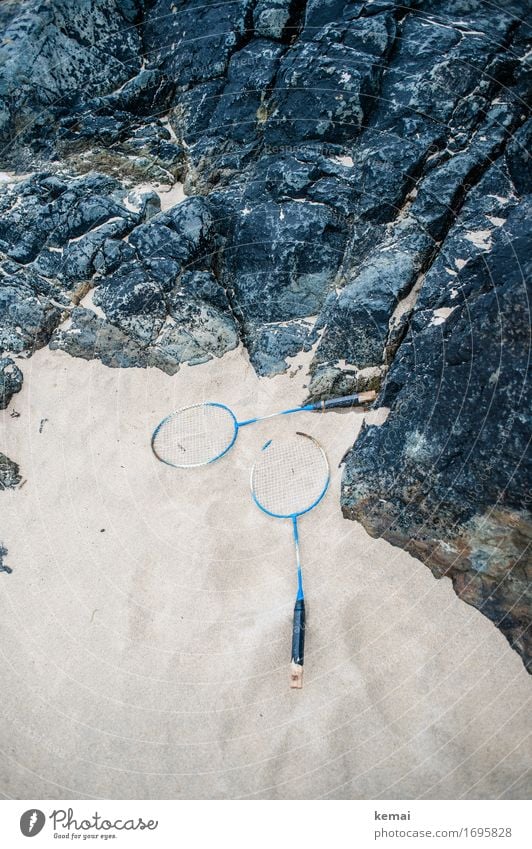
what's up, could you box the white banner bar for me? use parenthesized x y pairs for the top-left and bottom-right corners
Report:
(0, 799), (530, 848)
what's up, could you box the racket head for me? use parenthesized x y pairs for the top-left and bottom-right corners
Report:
(250, 432), (330, 519)
(151, 402), (238, 468)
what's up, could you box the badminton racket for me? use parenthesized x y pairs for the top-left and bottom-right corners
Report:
(250, 432), (330, 689)
(151, 391), (375, 468)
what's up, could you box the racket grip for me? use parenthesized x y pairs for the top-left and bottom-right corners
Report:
(319, 390), (377, 410)
(290, 598), (305, 689)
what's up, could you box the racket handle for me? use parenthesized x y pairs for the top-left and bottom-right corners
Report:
(311, 390), (377, 411)
(290, 598), (305, 689)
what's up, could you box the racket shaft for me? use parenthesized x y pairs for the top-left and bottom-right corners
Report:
(290, 598), (305, 689)
(239, 391), (376, 427)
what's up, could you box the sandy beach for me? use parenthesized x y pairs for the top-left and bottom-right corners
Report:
(0, 346), (530, 799)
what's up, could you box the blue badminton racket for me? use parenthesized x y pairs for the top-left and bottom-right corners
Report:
(250, 432), (329, 689)
(151, 391), (375, 468)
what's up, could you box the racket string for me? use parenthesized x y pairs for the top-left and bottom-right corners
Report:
(251, 435), (329, 516)
(152, 404), (237, 467)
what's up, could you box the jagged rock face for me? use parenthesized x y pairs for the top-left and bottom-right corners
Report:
(0, 544), (12, 574)
(0, 453), (21, 491)
(342, 196), (532, 671)
(0, 357), (23, 409)
(0, 1), (530, 669)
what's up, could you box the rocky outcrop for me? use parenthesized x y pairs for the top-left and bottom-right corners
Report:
(0, 543), (12, 573)
(0, 357), (23, 409)
(0, 1), (530, 667)
(0, 452), (21, 490)
(342, 195), (532, 671)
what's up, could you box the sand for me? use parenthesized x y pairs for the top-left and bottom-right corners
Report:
(0, 346), (530, 799)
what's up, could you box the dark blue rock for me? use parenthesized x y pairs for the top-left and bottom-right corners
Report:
(205, 40), (283, 146)
(0, 279), (62, 354)
(143, 0), (253, 88)
(342, 193), (532, 673)
(506, 119), (532, 197)
(60, 219), (136, 283)
(0, 542), (13, 572)
(94, 265), (167, 344)
(312, 231), (433, 369)
(0, 454), (21, 491)
(264, 17), (395, 146)
(158, 270), (239, 365)
(49, 306), (153, 370)
(0, 357), (23, 409)
(220, 199), (348, 325)
(0, 173), (136, 263)
(246, 318), (317, 376)
(0, 0), (142, 157)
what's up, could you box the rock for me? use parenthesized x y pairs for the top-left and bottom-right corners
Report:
(0, 543), (13, 573)
(93, 266), (167, 344)
(204, 40), (283, 147)
(342, 196), (532, 672)
(0, 172), (137, 264)
(0, 0), (143, 162)
(312, 232), (432, 369)
(153, 303), (238, 367)
(128, 197), (213, 266)
(245, 318), (317, 376)
(0, 357), (23, 409)
(0, 453), (21, 491)
(264, 17), (395, 147)
(220, 199), (348, 327)
(143, 0), (254, 88)
(0, 278), (63, 355)
(253, 0), (293, 39)
(125, 188), (161, 221)
(307, 363), (385, 402)
(171, 80), (225, 150)
(149, 265), (242, 365)
(61, 219), (136, 283)
(506, 119), (532, 196)
(49, 307), (153, 370)
(50, 269), (240, 371)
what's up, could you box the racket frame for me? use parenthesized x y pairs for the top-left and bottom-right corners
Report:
(250, 433), (330, 690)
(151, 402), (238, 468)
(249, 434), (330, 521)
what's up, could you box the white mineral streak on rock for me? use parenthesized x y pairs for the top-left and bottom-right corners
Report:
(464, 229), (493, 250)
(430, 306), (456, 326)
(389, 273), (426, 329)
(330, 155), (354, 167)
